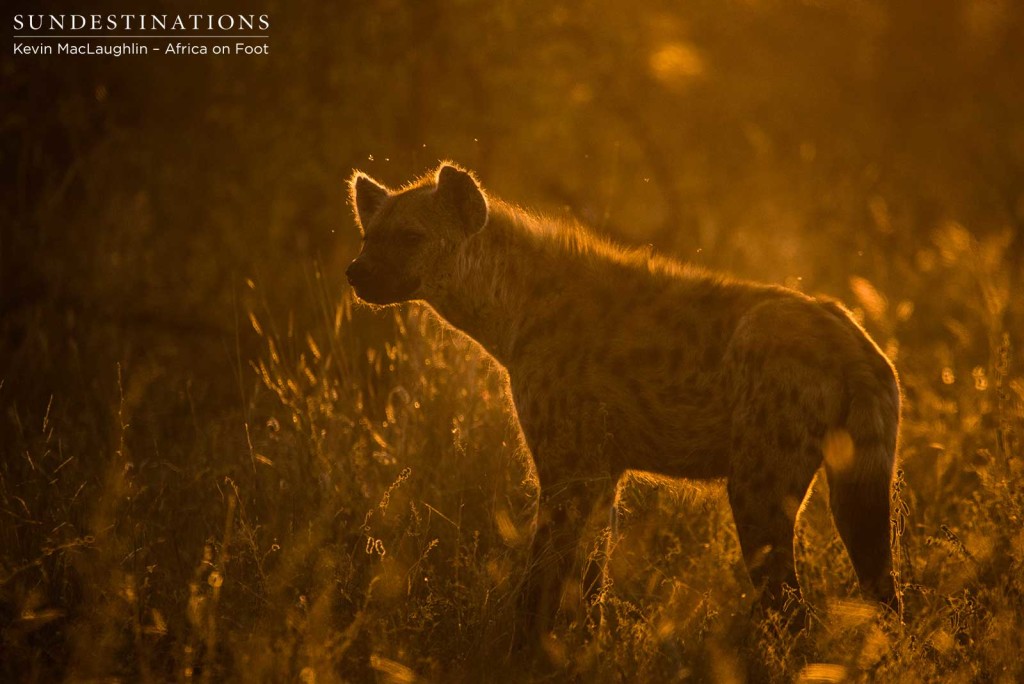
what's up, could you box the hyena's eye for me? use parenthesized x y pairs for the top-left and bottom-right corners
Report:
(396, 228), (426, 245)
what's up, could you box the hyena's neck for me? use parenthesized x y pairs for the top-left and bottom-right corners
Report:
(425, 202), (565, 367)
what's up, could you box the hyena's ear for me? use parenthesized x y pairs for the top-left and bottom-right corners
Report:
(349, 171), (389, 234)
(435, 164), (488, 235)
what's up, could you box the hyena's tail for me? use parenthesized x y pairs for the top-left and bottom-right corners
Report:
(819, 300), (900, 607)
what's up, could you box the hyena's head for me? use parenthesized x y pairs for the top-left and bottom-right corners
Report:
(346, 163), (487, 305)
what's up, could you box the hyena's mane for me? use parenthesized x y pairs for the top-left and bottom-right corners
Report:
(482, 196), (720, 288)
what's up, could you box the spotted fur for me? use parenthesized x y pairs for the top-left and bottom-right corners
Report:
(346, 163), (900, 646)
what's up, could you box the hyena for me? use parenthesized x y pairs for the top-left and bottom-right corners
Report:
(345, 163), (900, 647)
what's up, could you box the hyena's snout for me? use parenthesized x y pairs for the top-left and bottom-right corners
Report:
(345, 255), (421, 305)
(346, 256), (382, 303)
(345, 257), (373, 289)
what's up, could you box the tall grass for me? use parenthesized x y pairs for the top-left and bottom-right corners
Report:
(1, 232), (1022, 682)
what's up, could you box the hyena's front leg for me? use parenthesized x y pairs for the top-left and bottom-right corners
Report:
(514, 468), (614, 652)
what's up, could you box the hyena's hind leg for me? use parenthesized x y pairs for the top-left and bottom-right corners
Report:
(824, 438), (896, 607)
(822, 366), (900, 607)
(727, 425), (822, 615)
(723, 316), (836, 616)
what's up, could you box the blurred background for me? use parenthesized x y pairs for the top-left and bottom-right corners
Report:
(2, 0), (1022, 681)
